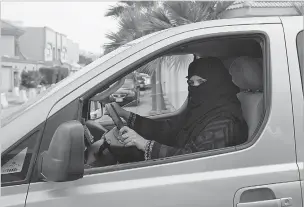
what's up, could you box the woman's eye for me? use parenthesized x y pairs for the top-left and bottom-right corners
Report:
(198, 79), (207, 84)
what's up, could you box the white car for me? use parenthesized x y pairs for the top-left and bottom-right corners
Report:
(1, 15), (304, 207)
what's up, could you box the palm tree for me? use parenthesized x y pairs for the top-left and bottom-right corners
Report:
(105, 1), (156, 18)
(293, 2), (304, 15)
(104, 1), (234, 52)
(103, 1), (235, 113)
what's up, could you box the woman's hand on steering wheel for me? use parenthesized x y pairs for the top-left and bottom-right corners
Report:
(119, 126), (148, 151)
(104, 102), (130, 121)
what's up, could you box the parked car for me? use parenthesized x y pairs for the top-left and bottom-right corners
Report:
(137, 76), (146, 90)
(109, 77), (140, 106)
(137, 73), (151, 90)
(1, 14), (304, 207)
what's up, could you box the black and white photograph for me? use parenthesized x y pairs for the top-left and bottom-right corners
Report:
(1, 1), (304, 207)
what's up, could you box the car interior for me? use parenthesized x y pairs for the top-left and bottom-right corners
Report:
(80, 35), (265, 168)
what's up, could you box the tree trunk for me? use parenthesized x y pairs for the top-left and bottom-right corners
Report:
(160, 82), (166, 110)
(151, 72), (157, 111)
(151, 64), (167, 113)
(155, 66), (162, 113)
(156, 64), (167, 112)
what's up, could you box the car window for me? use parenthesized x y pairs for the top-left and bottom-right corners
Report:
(296, 30), (304, 92)
(98, 54), (192, 122)
(1, 131), (39, 185)
(132, 54), (192, 117)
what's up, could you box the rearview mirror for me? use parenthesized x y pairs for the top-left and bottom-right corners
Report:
(89, 100), (103, 120)
(37, 120), (84, 182)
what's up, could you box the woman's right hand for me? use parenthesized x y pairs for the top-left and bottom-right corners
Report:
(104, 102), (130, 120)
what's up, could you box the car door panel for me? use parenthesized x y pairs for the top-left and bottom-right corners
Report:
(25, 160), (300, 207)
(26, 23), (301, 207)
(1, 185), (28, 207)
(33, 98), (81, 159)
(234, 182), (302, 207)
(1, 122), (45, 207)
(279, 17), (304, 206)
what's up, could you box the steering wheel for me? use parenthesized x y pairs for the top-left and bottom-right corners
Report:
(83, 104), (127, 166)
(105, 103), (125, 130)
(83, 120), (109, 164)
(104, 103), (145, 163)
(84, 104), (144, 166)
(84, 118), (131, 166)
(85, 120), (108, 142)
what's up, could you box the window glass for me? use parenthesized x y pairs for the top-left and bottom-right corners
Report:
(1, 131), (39, 184)
(296, 30), (304, 92)
(83, 35), (266, 171)
(98, 54), (192, 123)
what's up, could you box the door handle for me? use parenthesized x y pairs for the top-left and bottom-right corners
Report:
(237, 198), (292, 207)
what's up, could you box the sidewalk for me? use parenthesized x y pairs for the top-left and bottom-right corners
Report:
(1, 90), (30, 120)
(6, 92), (23, 105)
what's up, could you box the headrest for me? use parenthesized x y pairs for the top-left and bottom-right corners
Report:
(229, 56), (263, 91)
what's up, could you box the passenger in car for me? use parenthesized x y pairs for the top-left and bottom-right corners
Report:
(106, 57), (248, 160)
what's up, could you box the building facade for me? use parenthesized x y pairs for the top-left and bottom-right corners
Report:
(19, 26), (81, 72)
(19, 27), (68, 64)
(0, 20), (43, 92)
(66, 38), (81, 73)
(0, 20), (82, 92)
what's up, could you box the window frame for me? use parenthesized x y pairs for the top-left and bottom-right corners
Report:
(83, 32), (269, 176)
(296, 30), (304, 92)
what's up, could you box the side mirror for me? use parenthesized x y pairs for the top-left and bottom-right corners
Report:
(37, 120), (84, 182)
(89, 100), (103, 120)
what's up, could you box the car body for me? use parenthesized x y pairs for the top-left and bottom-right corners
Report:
(137, 76), (146, 90)
(1, 16), (304, 207)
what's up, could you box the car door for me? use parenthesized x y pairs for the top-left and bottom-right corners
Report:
(1, 123), (45, 207)
(25, 21), (302, 207)
(281, 16), (304, 206)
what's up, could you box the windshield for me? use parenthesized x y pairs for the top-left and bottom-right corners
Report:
(1, 31), (163, 127)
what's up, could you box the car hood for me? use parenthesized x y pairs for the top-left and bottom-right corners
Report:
(114, 88), (133, 94)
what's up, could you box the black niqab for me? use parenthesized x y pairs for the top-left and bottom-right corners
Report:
(183, 57), (242, 130)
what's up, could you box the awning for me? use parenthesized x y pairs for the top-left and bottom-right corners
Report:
(220, 1), (304, 19)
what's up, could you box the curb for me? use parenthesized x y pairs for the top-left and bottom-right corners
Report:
(0, 93), (9, 109)
(19, 90), (28, 103)
(13, 87), (20, 97)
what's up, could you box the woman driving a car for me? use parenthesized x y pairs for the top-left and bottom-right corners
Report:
(104, 57), (248, 161)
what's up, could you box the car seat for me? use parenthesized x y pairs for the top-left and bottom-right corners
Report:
(229, 56), (264, 141)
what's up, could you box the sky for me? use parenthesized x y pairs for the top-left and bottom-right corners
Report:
(1, 2), (120, 55)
